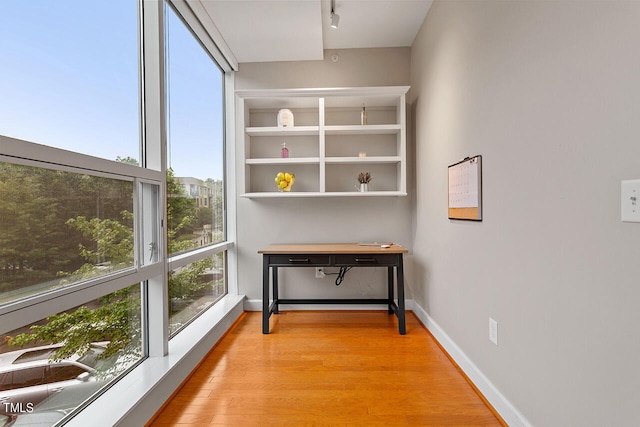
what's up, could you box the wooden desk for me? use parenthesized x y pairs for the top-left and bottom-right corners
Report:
(258, 243), (408, 334)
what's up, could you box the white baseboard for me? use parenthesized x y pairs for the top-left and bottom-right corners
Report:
(411, 303), (531, 427)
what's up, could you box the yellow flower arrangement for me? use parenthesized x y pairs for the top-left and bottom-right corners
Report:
(274, 172), (295, 192)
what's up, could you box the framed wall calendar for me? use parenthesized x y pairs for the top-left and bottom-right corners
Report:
(448, 155), (482, 221)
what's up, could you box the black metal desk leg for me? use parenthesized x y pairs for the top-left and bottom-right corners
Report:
(397, 254), (406, 335)
(387, 266), (394, 314)
(262, 255), (270, 334)
(272, 266), (279, 314)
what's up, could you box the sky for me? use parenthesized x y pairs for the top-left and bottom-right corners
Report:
(0, 0), (224, 181)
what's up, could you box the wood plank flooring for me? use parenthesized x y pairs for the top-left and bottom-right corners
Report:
(147, 311), (505, 426)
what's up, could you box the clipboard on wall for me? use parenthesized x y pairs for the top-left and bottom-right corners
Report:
(448, 155), (482, 221)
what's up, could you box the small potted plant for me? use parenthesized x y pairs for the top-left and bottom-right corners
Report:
(357, 172), (372, 192)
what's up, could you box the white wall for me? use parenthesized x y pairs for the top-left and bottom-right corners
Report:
(235, 48), (414, 307)
(410, 1), (640, 425)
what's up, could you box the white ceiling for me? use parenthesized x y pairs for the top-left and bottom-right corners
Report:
(200, 0), (433, 63)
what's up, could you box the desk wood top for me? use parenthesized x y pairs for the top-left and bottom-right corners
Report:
(258, 243), (408, 254)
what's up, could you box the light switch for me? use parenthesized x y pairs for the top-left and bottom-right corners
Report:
(621, 179), (640, 222)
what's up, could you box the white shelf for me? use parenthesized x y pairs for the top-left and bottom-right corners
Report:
(245, 126), (319, 136)
(241, 191), (407, 198)
(325, 156), (401, 164)
(246, 157), (320, 165)
(237, 87), (408, 198)
(324, 124), (401, 135)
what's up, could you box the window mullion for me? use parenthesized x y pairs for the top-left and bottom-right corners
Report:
(142, 0), (170, 357)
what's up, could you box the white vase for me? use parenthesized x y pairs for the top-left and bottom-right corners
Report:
(359, 183), (368, 192)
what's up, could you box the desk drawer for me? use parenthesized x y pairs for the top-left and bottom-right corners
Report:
(334, 254), (398, 266)
(268, 255), (331, 266)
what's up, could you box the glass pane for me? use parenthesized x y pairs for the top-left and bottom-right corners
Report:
(0, 162), (134, 306)
(0, 284), (143, 422)
(0, 0), (140, 162)
(140, 182), (161, 267)
(165, 5), (225, 256)
(169, 252), (226, 336)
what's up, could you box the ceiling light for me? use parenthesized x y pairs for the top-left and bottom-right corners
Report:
(330, 13), (340, 29)
(330, 0), (340, 29)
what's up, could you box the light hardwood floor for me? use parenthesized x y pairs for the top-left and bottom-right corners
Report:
(147, 311), (505, 426)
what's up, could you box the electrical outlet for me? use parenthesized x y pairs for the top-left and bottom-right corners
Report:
(315, 267), (325, 279)
(489, 318), (498, 345)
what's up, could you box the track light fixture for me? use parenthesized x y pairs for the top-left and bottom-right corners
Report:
(330, 0), (340, 29)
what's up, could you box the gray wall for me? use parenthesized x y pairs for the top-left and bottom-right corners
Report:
(410, 1), (640, 425)
(235, 48), (414, 306)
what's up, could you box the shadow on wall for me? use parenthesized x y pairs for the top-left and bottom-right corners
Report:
(405, 254), (430, 314)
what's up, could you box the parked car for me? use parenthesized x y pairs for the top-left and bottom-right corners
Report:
(3, 380), (105, 426)
(0, 343), (109, 417)
(1, 413), (13, 427)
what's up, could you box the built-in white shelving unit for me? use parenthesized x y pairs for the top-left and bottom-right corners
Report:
(236, 86), (409, 198)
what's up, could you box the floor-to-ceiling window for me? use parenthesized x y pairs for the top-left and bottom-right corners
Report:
(0, 0), (140, 162)
(165, 3), (228, 336)
(0, 0), (233, 424)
